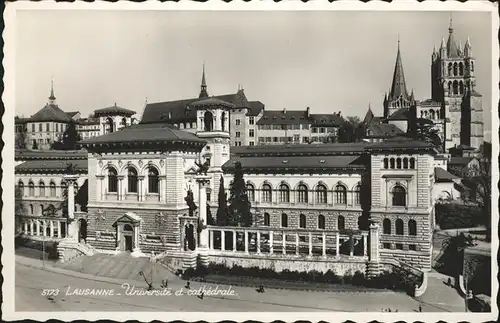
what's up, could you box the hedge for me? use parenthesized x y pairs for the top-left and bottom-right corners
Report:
(183, 263), (420, 293)
(435, 203), (484, 230)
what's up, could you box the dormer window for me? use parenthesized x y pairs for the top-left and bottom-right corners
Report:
(282, 160), (288, 164)
(319, 160), (326, 164)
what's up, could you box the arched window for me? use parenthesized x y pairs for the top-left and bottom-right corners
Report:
(297, 184), (308, 203)
(429, 109), (435, 120)
(318, 214), (325, 229)
(447, 63), (452, 76)
(396, 158), (402, 169)
(471, 61), (474, 72)
(279, 183), (290, 203)
(409, 158), (415, 169)
(403, 157), (409, 169)
(395, 219), (404, 235)
(448, 81), (452, 94)
(338, 215), (345, 230)
(390, 158), (395, 169)
(459, 62), (464, 76)
(383, 158), (389, 169)
(453, 62), (458, 76)
(383, 218), (391, 234)
(121, 118), (127, 128)
(40, 204), (45, 215)
(61, 181), (67, 195)
(106, 117), (114, 133)
(127, 167), (138, 193)
(108, 168), (118, 193)
(263, 212), (270, 226)
(353, 184), (361, 205)
(459, 81), (464, 94)
(204, 111), (214, 131)
(39, 181), (45, 197)
(408, 219), (417, 236)
(49, 181), (56, 197)
(315, 184), (327, 204)
(453, 80), (459, 95)
(221, 111), (226, 132)
(18, 181), (24, 196)
(299, 214), (306, 228)
(29, 204), (34, 215)
(261, 183), (272, 203)
(148, 166), (159, 193)
(334, 184), (347, 204)
(281, 213), (288, 228)
(392, 185), (406, 207)
(246, 183), (255, 202)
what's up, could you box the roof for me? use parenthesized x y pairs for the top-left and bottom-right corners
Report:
(420, 99), (441, 107)
(389, 42), (410, 101)
(78, 123), (206, 148)
(77, 118), (100, 125)
(15, 117), (30, 124)
(435, 167), (460, 182)
(365, 137), (437, 153)
(141, 90), (254, 124)
(190, 97), (235, 110)
(15, 159), (88, 174)
(447, 25), (460, 58)
(363, 108), (374, 124)
(256, 109), (309, 125)
(230, 142), (370, 157)
(29, 104), (73, 123)
(309, 113), (344, 127)
(94, 104), (136, 117)
(247, 101), (265, 116)
(366, 123), (404, 138)
(15, 149), (88, 161)
(222, 155), (364, 173)
(388, 108), (412, 121)
(66, 111), (80, 118)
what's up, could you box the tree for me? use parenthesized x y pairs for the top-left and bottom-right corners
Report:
(228, 162), (252, 227)
(75, 179), (89, 212)
(338, 116), (364, 143)
(15, 127), (27, 149)
(216, 176), (229, 226)
(409, 118), (442, 152)
(184, 189), (197, 217)
(51, 121), (82, 150)
(207, 204), (215, 225)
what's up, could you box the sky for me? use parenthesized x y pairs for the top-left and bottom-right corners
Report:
(15, 10), (493, 138)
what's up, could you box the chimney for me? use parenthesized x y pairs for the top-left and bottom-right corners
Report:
(306, 107), (310, 117)
(283, 108), (286, 114)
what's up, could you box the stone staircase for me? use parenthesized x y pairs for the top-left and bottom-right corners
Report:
(156, 250), (198, 273)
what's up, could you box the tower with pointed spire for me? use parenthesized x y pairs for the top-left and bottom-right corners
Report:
(199, 63), (209, 99)
(431, 16), (483, 151)
(48, 79), (57, 106)
(383, 38), (416, 119)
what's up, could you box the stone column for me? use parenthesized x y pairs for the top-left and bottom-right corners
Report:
(308, 232), (313, 256)
(336, 233), (340, 257)
(159, 176), (167, 202)
(138, 176), (145, 201)
(96, 175), (104, 201)
(269, 231), (274, 254)
(221, 230), (226, 251)
(244, 230), (249, 253)
(42, 220), (47, 237)
(367, 223), (382, 278)
(295, 233), (299, 255)
(24, 221), (28, 235)
(350, 236), (355, 256)
(363, 233), (367, 256)
(322, 232), (326, 257)
(117, 176), (125, 201)
(282, 232), (286, 255)
(63, 174), (79, 242)
(50, 221), (54, 238)
(232, 230), (236, 252)
(209, 230), (214, 250)
(257, 231), (261, 254)
(36, 220), (41, 236)
(57, 221), (61, 238)
(195, 175), (211, 252)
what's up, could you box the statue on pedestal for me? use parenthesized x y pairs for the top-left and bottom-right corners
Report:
(194, 160), (210, 175)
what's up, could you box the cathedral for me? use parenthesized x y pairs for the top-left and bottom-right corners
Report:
(366, 18), (484, 152)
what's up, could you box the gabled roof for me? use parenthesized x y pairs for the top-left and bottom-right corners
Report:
(94, 104), (136, 117)
(78, 123), (206, 148)
(363, 107), (375, 124)
(112, 212), (142, 227)
(388, 108), (412, 121)
(141, 89), (254, 124)
(15, 117), (30, 124)
(247, 101), (265, 116)
(449, 156), (475, 166)
(15, 159), (88, 174)
(230, 142), (369, 157)
(309, 113), (344, 127)
(256, 109), (309, 125)
(15, 149), (88, 161)
(66, 111), (80, 118)
(190, 97), (234, 110)
(435, 167), (460, 182)
(29, 104), (73, 123)
(366, 123), (404, 138)
(365, 137), (436, 153)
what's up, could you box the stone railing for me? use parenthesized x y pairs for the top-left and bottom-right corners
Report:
(380, 257), (427, 296)
(206, 225), (368, 258)
(19, 215), (67, 239)
(57, 238), (95, 263)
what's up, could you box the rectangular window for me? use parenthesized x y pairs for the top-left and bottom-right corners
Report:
(235, 119), (241, 125)
(293, 134), (300, 143)
(383, 243), (391, 249)
(32, 124), (35, 132)
(56, 124), (59, 132)
(249, 141), (254, 146)
(395, 243), (404, 250)
(319, 127), (325, 133)
(46, 123), (50, 132)
(303, 124), (309, 130)
(206, 192), (211, 201)
(273, 137), (278, 142)
(249, 117), (254, 125)
(258, 137), (264, 143)
(249, 129), (255, 137)
(273, 124), (281, 130)
(38, 123), (42, 132)
(312, 127), (317, 133)
(302, 137), (309, 143)
(236, 132), (241, 138)
(409, 244), (417, 251)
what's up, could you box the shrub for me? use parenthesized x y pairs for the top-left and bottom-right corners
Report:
(435, 204), (483, 230)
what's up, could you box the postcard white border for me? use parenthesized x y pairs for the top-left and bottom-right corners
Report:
(2, 0), (498, 322)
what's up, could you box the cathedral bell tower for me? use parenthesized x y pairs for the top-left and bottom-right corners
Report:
(431, 17), (483, 151)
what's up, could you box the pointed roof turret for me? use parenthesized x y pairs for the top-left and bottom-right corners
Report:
(389, 38), (409, 101)
(363, 103), (374, 125)
(48, 78), (57, 105)
(446, 15), (460, 58)
(199, 63), (209, 99)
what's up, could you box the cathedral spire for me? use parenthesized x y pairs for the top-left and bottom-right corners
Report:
(389, 37), (409, 101)
(48, 78), (56, 105)
(199, 63), (208, 98)
(446, 14), (459, 58)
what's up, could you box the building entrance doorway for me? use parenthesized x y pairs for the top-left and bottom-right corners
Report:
(124, 235), (133, 251)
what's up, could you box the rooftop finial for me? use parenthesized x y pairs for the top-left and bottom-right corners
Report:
(199, 62), (209, 98)
(449, 13), (453, 32)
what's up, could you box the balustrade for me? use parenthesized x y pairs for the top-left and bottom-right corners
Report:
(19, 216), (67, 239)
(206, 225), (369, 259)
